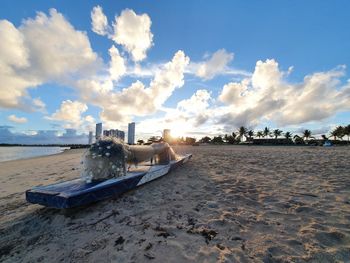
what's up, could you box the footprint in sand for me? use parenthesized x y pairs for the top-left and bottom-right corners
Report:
(314, 231), (346, 247)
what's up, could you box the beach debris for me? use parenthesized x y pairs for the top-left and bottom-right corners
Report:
(144, 252), (155, 260)
(145, 243), (153, 251)
(80, 138), (178, 182)
(88, 210), (119, 226)
(201, 229), (218, 244)
(157, 232), (170, 238)
(187, 227), (218, 244)
(81, 138), (129, 182)
(154, 226), (171, 238)
(216, 243), (225, 250)
(207, 201), (219, 208)
(114, 236), (125, 246)
(187, 217), (197, 226)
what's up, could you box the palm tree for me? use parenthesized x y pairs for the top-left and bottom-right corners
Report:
(284, 131), (292, 140)
(273, 129), (283, 139)
(231, 132), (237, 140)
(345, 124), (350, 141)
(330, 129), (338, 141)
(256, 131), (263, 138)
(293, 134), (304, 145)
(330, 126), (345, 141)
(263, 127), (270, 138)
(321, 134), (328, 141)
(248, 130), (254, 139)
(303, 129), (312, 142)
(238, 126), (248, 141)
(337, 126), (345, 140)
(223, 134), (229, 143)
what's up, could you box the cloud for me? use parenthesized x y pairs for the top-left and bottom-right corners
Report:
(136, 89), (213, 137)
(78, 50), (189, 126)
(0, 126), (89, 144)
(0, 9), (99, 110)
(177, 89), (212, 114)
(217, 59), (350, 127)
(108, 45), (126, 81)
(46, 100), (95, 130)
(48, 100), (87, 123)
(112, 9), (153, 62)
(91, 5), (109, 36)
(192, 49), (234, 80)
(7, 114), (28, 124)
(0, 20), (29, 68)
(21, 9), (98, 80)
(218, 78), (250, 105)
(32, 98), (46, 112)
(0, 20), (39, 109)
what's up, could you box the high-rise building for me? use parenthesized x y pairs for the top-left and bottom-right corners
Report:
(95, 123), (102, 140)
(163, 129), (171, 143)
(117, 130), (125, 141)
(102, 129), (125, 141)
(88, 131), (93, 144)
(103, 130), (110, 137)
(128, 122), (135, 145)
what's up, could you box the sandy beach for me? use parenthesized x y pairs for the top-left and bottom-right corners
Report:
(0, 145), (350, 262)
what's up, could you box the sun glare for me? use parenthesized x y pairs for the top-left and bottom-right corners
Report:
(170, 128), (185, 138)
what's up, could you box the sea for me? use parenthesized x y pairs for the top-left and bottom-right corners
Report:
(0, 146), (69, 162)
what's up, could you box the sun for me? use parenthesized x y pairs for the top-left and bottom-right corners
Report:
(170, 127), (185, 138)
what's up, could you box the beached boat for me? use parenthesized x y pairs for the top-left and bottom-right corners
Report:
(26, 140), (192, 209)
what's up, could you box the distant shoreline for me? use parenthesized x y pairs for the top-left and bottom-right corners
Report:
(0, 143), (89, 148)
(0, 146), (75, 163)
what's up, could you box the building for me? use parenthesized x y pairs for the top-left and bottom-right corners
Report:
(163, 129), (171, 143)
(117, 130), (125, 141)
(95, 123), (102, 141)
(128, 122), (135, 145)
(103, 130), (110, 137)
(88, 131), (93, 144)
(102, 129), (125, 141)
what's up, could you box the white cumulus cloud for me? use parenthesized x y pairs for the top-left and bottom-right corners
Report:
(108, 45), (126, 81)
(112, 9), (153, 62)
(77, 50), (189, 126)
(0, 20), (39, 109)
(91, 5), (109, 36)
(217, 59), (350, 128)
(177, 89), (212, 113)
(8, 114), (28, 124)
(193, 49), (234, 80)
(0, 9), (99, 110)
(46, 100), (92, 130)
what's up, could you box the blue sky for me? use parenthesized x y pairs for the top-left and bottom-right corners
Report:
(0, 1), (349, 143)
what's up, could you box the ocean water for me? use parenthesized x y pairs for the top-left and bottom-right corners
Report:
(0, 147), (69, 162)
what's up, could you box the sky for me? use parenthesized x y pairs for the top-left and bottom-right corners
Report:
(0, 0), (350, 144)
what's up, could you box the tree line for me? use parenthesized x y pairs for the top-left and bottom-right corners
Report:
(199, 124), (350, 145)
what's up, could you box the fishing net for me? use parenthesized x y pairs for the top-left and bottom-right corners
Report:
(81, 138), (129, 182)
(81, 138), (176, 183)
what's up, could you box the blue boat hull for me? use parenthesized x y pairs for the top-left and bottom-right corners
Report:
(26, 154), (191, 209)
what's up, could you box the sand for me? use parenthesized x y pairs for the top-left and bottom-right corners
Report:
(0, 145), (350, 262)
